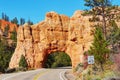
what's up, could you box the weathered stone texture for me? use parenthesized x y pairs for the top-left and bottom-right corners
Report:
(9, 11), (94, 69)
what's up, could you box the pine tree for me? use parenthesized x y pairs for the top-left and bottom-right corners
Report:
(0, 38), (14, 72)
(5, 14), (9, 21)
(1, 13), (9, 21)
(19, 55), (28, 68)
(84, 0), (118, 39)
(88, 26), (110, 71)
(2, 13), (5, 20)
(20, 18), (25, 25)
(27, 19), (33, 25)
(11, 17), (18, 25)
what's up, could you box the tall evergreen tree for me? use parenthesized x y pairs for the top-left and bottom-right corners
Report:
(20, 18), (25, 25)
(0, 38), (15, 72)
(84, 0), (118, 39)
(5, 14), (9, 21)
(88, 26), (110, 71)
(2, 13), (5, 20)
(11, 17), (18, 25)
(27, 19), (33, 25)
(1, 13), (9, 21)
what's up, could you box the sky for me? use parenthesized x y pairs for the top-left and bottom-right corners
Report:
(0, 0), (120, 24)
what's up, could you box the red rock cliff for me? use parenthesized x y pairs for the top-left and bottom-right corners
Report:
(9, 11), (94, 69)
(0, 20), (17, 38)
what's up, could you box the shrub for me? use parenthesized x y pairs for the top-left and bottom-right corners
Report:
(5, 68), (16, 73)
(114, 53), (120, 71)
(19, 55), (28, 68)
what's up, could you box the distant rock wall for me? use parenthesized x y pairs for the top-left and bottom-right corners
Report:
(9, 11), (94, 69)
(0, 20), (17, 38)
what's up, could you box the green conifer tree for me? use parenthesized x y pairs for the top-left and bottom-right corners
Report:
(88, 26), (110, 71)
(20, 18), (25, 25)
(0, 38), (14, 72)
(84, 0), (118, 39)
(27, 19), (33, 25)
(11, 17), (18, 25)
(19, 55), (28, 68)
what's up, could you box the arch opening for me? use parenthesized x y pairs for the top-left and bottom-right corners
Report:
(44, 51), (72, 68)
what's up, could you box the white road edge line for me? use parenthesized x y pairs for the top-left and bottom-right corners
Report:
(59, 70), (67, 80)
(2, 69), (43, 80)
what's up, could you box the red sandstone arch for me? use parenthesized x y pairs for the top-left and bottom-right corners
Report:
(9, 11), (93, 69)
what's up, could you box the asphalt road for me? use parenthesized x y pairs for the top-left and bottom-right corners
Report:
(0, 67), (71, 80)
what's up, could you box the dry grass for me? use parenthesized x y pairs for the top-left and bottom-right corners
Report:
(75, 63), (120, 80)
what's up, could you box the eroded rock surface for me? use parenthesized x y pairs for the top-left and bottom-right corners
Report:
(0, 20), (17, 38)
(9, 11), (94, 69)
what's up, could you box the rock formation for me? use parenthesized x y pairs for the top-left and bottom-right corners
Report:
(0, 20), (17, 38)
(9, 11), (94, 69)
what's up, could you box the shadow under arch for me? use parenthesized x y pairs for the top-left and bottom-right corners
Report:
(43, 51), (72, 68)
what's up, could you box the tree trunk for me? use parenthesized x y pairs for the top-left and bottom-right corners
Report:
(102, 6), (107, 40)
(100, 62), (104, 71)
(103, 15), (107, 40)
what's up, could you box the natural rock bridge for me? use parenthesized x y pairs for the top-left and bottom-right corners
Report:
(9, 11), (94, 69)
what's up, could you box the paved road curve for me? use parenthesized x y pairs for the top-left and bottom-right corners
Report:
(0, 67), (71, 80)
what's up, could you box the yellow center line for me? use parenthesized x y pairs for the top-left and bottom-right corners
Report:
(33, 69), (51, 80)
